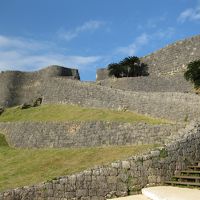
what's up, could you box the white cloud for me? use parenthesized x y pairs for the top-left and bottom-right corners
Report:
(0, 35), (50, 51)
(178, 2), (200, 23)
(115, 27), (176, 57)
(0, 35), (102, 72)
(58, 20), (105, 41)
(116, 33), (149, 56)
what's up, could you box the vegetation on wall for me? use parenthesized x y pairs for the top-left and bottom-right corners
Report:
(184, 60), (200, 89)
(108, 56), (148, 78)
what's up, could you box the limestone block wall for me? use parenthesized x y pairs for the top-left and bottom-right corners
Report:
(0, 65), (80, 107)
(0, 121), (180, 148)
(0, 121), (199, 200)
(0, 76), (200, 122)
(141, 35), (200, 76)
(98, 75), (192, 92)
(41, 79), (200, 122)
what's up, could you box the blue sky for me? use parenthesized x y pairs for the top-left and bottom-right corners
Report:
(0, 0), (200, 80)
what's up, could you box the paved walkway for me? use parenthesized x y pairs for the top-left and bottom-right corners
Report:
(111, 194), (149, 200)
(110, 186), (200, 200)
(142, 186), (200, 200)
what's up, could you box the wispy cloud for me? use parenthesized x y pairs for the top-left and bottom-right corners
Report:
(116, 33), (149, 56)
(0, 35), (102, 72)
(154, 27), (175, 39)
(58, 20), (105, 41)
(137, 15), (167, 30)
(178, 2), (200, 23)
(115, 27), (176, 57)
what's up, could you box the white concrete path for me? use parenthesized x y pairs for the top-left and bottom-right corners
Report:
(110, 194), (149, 200)
(142, 186), (200, 200)
(110, 186), (200, 200)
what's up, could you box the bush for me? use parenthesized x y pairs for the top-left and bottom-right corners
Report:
(184, 60), (200, 89)
(108, 56), (148, 78)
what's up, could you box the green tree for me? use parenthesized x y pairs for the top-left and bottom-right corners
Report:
(108, 56), (148, 78)
(184, 60), (200, 89)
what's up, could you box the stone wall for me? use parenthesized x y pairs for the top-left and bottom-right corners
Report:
(141, 35), (200, 76)
(0, 121), (180, 148)
(41, 78), (200, 122)
(0, 73), (200, 122)
(98, 75), (192, 93)
(0, 65), (80, 107)
(0, 121), (199, 200)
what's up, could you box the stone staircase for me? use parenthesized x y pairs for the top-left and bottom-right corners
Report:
(165, 161), (200, 187)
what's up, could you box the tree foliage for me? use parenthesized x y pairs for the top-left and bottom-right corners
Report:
(108, 56), (148, 78)
(184, 60), (200, 89)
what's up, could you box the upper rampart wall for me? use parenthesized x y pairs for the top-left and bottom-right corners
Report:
(97, 34), (200, 80)
(96, 35), (200, 92)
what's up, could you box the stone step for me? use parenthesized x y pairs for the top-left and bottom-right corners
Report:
(165, 180), (200, 186)
(173, 175), (200, 180)
(181, 170), (200, 174)
(193, 161), (200, 165)
(188, 165), (200, 170)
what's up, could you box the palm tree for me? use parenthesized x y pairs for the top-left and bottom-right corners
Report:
(184, 60), (200, 89)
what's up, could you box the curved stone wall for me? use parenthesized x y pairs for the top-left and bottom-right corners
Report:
(1, 121), (199, 200)
(0, 65), (80, 107)
(0, 76), (200, 121)
(41, 78), (200, 122)
(0, 121), (180, 148)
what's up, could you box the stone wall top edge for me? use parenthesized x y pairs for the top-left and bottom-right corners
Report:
(141, 34), (200, 59)
(0, 65), (79, 74)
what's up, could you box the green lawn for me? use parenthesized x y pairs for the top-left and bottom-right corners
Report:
(0, 133), (157, 192)
(0, 104), (169, 124)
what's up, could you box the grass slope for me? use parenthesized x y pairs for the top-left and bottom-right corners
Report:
(0, 139), (157, 192)
(0, 104), (169, 124)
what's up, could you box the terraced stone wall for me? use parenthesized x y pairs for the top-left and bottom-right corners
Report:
(0, 121), (180, 148)
(0, 75), (200, 122)
(41, 78), (200, 122)
(1, 121), (199, 200)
